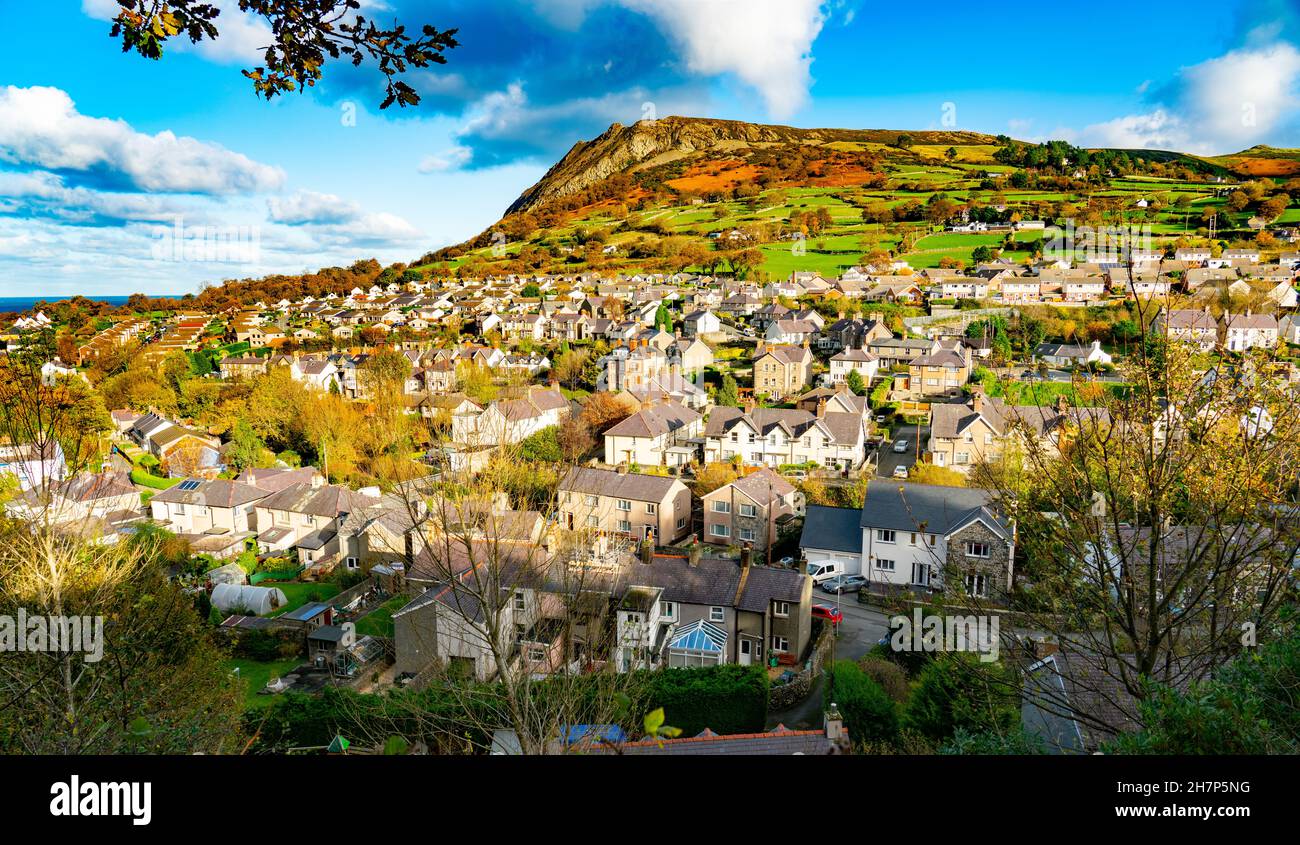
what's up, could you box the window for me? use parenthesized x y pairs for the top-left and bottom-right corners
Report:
(677, 517), (686, 529)
(912, 563), (930, 587)
(174, 503), (185, 515)
(584, 494), (598, 506)
(345, 557), (358, 570)
(876, 529), (896, 544)
(645, 502), (657, 514)
(617, 519), (631, 533)
(586, 515), (599, 528)
(910, 532), (917, 545)
(965, 541), (991, 558)
(527, 646), (546, 662)
(774, 601), (790, 618)
(955, 452), (969, 464)
(513, 592), (526, 611)
(876, 558), (895, 572)
(965, 574), (988, 598)
(739, 528), (756, 542)
(739, 503), (757, 518)
(617, 499), (631, 511)
(660, 601), (675, 620)
(771, 635), (789, 652)
(709, 606), (725, 623)
(710, 524), (731, 538)
(712, 501), (731, 514)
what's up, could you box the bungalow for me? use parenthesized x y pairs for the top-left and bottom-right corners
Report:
(1034, 340), (1113, 368)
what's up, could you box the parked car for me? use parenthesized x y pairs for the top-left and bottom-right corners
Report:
(875, 415), (888, 424)
(805, 560), (845, 584)
(893, 465), (909, 479)
(777, 556), (796, 567)
(892, 438), (909, 453)
(811, 604), (844, 625)
(821, 574), (867, 594)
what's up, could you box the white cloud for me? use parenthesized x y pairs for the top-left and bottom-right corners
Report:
(524, 0), (826, 118)
(0, 86), (285, 194)
(620, 0), (825, 118)
(418, 146), (474, 173)
(1076, 43), (1300, 154)
(267, 190), (360, 225)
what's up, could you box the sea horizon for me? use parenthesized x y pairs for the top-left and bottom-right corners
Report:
(0, 294), (135, 315)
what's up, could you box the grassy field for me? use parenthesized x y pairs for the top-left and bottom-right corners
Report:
(354, 594), (409, 638)
(225, 657), (302, 708)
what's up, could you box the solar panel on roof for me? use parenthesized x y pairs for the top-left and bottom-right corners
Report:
(178, 479), (201, 491)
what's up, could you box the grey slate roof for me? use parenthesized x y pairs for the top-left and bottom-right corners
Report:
(860, 480), (1011, 540)
(800, 505), (862, 553)
(558, 466), (681, 503)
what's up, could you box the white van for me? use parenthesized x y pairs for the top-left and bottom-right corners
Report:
(805, 560), (844, 584)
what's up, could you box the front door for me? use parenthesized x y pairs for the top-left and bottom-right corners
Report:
(739, 639), (752, 666)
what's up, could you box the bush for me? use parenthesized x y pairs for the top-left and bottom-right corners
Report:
(903, 653), (1019, 743)
(857, 655), (911, 704)
(646, 665), (769, 736)
(826, 660), (899, 744)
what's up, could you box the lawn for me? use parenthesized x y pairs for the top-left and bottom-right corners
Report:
(225, 657), (302, 708)
(354, 594), (410, 638)
(268, 581), (342, 618)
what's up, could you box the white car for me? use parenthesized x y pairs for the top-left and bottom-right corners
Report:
(892, 439), (909, 453)
(893, 465), (909, 479)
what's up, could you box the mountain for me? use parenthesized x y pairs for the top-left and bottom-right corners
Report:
(505, 116), (1000, 215)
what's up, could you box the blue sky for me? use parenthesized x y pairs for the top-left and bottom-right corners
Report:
(1, 0), (1298, 296)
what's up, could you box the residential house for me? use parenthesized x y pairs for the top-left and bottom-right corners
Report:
(557, 465), (692, 544)
(1221, 311), (1279, 351)
(603, 401), (703, 468)
(752, 345), (814, 400)
(799, 480), (1015, 602)
(703, 404), (866, 472)
(452, 387), (570, 447)
(701, 468), (800, 556)
(1156, 307), (1218, 351)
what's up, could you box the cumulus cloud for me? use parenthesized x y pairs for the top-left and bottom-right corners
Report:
(620, 0), (826, 118)
(1077, 42), (1300, 154)
(0, 86), (285, 194)
(418, 145), (474, 173)
(267, 190), (361, 225)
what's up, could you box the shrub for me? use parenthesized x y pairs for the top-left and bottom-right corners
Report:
(826, 660), (899, 744)
(903, 653), (1019, 743)
(857, 655), (911, 704)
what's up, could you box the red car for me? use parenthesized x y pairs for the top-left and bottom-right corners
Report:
(811, 604), (843, 625)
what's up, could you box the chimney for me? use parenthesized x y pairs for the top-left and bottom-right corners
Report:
(971, 388), (986, 414)
(639, 537), (654, 566)
(740, 544), (752, 569)
(824, 702), (845, 742)
(688, 544), (702, 568)
(816, 397), (827, 418)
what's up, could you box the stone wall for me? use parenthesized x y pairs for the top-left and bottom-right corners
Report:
(769, 619), (835, 710)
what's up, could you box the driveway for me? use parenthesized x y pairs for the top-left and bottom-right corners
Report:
(876, 424), (929, 479)
(766, 601), (893, 730)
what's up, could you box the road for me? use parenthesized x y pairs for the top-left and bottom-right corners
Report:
(766, 599), (893, 730)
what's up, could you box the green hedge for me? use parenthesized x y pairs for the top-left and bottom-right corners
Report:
(130, 469), (181, 489)
(249, 665), (770, 752)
